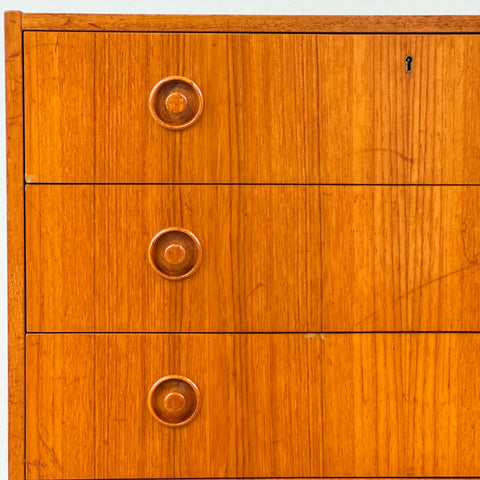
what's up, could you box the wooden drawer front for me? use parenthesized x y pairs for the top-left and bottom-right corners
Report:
(24, 32), (480, 184)
(26, 333), (480, 479)
(26, 185), (480, 332)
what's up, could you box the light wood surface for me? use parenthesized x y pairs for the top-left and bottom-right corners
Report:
(23, 32), (95, 182)
(21, 13), (480, 32)
(321, 186), (480, 331)
(5, 11), (25, 480)
(26, 333), (480, 479)
(26, 185), (95, 331)
(10, 14), (480, 480)
(24, 32), (480, 184)
(26, 185), (480, 332)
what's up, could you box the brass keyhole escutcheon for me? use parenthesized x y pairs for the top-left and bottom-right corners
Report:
(405, 55), (413, 73)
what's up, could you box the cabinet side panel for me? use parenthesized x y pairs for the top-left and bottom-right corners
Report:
(5, 10), (25, 480)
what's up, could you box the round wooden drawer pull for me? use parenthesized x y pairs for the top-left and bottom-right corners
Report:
(148, 375), (201, 427)
(149, 76), (204, 130)
(148, 227), (202, 280)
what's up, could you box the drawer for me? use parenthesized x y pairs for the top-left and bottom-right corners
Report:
(26, 333), (480, 478)
(26, 185), (480, 332)
(24, 32), (480, 184)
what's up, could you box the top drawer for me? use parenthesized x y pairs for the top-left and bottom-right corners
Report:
(24, 32), (480, 184)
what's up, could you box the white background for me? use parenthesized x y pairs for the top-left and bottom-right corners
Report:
(1, 1), (479, 479)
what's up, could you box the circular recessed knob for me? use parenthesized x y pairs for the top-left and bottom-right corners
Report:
(148, 375), (201, 427)
(149, 76), (204, 130)
(164, 243), (187, 265)
(165, 92), (188, 114)
(148, 227), (202, 280)
(164, 391), (186, 412)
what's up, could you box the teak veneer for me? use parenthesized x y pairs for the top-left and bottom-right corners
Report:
(6, 11), (480, 480)
(24, 32), (480, 184)
(26, 185), (480, 332)
(26, 334), (480, 479)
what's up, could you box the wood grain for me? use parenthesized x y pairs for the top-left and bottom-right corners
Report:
(25, 335), (95, 479)
(26, 185), (95, 331)
(5, 10), (25, 480)
(24, 32), (480, 184)
(21, 13), (480, 32)
(26, 333), (480, 479)
(26, 185), (480, 332)
(322, 333), (480, 476)
(23, 32), (95, 182)
(321, 186), (480, 331)
(26, 184), (322, 332)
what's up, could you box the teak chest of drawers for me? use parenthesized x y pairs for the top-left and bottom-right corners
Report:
(5, 11), (480, 480)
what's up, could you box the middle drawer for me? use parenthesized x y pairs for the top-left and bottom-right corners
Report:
(26, 185), (480, 332)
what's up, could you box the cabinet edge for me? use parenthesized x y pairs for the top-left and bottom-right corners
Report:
(20, 14), (480, 33)
(5, 10), (25, 480)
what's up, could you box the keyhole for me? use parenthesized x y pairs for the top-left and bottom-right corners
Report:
(405, 55), (413, 73)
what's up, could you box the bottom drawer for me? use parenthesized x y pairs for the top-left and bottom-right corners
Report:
(26, 334), (480, 479)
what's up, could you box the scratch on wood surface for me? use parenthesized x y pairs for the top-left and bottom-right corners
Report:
(39, 435), (62, 468)
(354, 262), (480, 327)
(25, 460), (47, 472)
(357, 148), (415, 163)
(461, 226), (480, 265)
(247, 282), (264, 297)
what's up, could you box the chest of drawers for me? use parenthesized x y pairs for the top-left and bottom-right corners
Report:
(6, 11), (480, 480)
